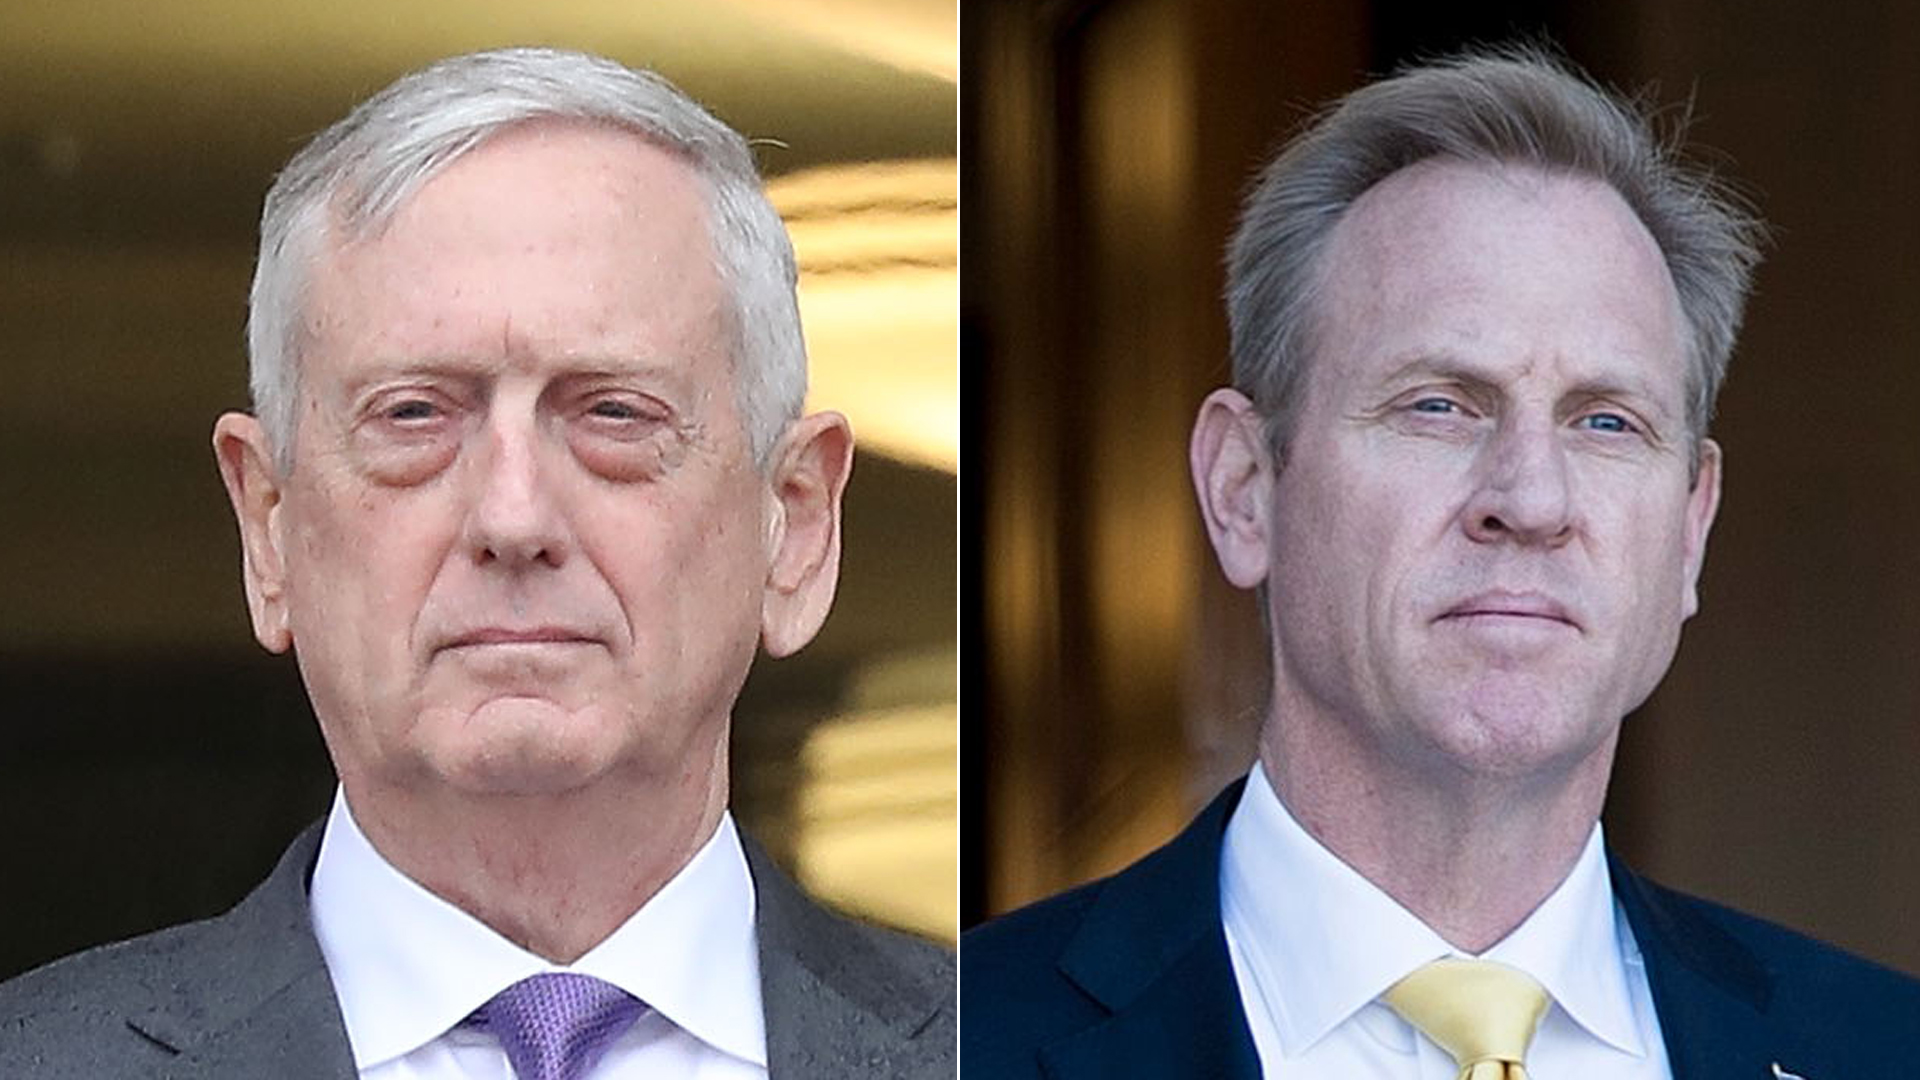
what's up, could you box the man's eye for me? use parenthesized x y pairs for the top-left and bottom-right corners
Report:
(582, 396), (669, 430)
(386, 399), (440, 422)
(1579, 412), (1636, 434)
(589, 400), (642, 421)
(1410, 397), (1460, 414)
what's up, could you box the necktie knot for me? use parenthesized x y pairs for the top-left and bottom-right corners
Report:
(1383, 958), (1549, 1080)
(466, 972), (645, 1080)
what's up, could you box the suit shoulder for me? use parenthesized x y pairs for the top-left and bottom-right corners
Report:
(0, 825), (333, 1076)
(749, 835), (954, 1027)
(776, 885), (954, 999)
(961, 874), (1115, 1076)
(1642, 875), (1920, 1004)
(825, 908), (956, 1002)
(962, 791), (1243, 1077)
(964, 871), (1107, 980)
(1624, 869), (1920, 1064)
(758, 889), (955, 1079)
(0, 916), (225, 1075)
(0, 914), (228, 1018)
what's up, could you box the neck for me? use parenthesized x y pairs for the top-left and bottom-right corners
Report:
(1258, 712), (1614, 954)
(342, 748), (728, 963)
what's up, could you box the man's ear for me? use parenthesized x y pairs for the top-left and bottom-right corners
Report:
(1190, 388), (1275, 590)
(760, 411), (855, 658)
(213, 413), (293, 654)
(1680, 437), (1723, 620)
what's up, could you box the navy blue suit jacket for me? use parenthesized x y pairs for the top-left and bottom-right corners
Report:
(963, 781), (1920, 1078)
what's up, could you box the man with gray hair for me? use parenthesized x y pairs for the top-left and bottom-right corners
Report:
(963, 47), (1920, 1078)
(0, 47), (952, 1079)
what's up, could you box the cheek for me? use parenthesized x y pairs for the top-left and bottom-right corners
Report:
(1281, 453), (1449, 590)
(284, 488), (453, 657)
(686, 493), (769, 611)
(1620, 517), (1694, 624)
(1599, 477), (1694, 587)
(593, 485), (767, 624)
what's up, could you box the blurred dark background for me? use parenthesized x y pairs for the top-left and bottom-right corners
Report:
(965, 0), (1920, 977)
(1, 1), (957, 979)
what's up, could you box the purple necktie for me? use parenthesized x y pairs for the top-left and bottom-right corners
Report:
(466, 973), (646, 1080)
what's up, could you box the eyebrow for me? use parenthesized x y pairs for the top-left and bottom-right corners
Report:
(345, 352), (691, 384)
(1370, 351), (1676, 416)
(1373, 353), (1500, 397)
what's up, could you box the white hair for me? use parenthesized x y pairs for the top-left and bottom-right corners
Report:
(247, 46), (805, 470)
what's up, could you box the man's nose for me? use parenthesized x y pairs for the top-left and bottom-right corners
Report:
(463, 416), (569, 568)
(1459, 421), (1575, 548)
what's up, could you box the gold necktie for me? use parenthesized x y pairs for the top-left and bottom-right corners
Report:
(1382, 958), (1550, 1080)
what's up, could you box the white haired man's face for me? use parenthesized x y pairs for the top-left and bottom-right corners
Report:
(215, 122), (850, 803)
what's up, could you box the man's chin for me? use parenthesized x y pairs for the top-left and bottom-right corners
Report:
(1409, 686), (1617, 781)
(429, 698), (623, 795)
(437, 750), (614, 797)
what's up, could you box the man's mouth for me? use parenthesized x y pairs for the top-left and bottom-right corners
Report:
(441, 626), (601, 649)
(1437, 591), (1579, 631)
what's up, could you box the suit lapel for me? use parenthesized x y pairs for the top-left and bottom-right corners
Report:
(1039, 782), (1260, 1080)
(130, 825), (356, 1080)
(746, 839), (948, 1079)
(1038, 942), (1261, 1080)
(1611, 855), (1785, 1080)
(153, 967), (356, 1080)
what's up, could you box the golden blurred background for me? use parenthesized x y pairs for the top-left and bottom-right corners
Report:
(0, 0), (955, 977)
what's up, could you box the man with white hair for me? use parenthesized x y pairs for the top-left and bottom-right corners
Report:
(0, 47), (952, 1080)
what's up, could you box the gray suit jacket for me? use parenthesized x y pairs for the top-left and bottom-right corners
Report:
(0, 823), (953, 1078)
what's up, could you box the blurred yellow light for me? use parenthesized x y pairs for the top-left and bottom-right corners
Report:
(725, 0), (957, 81)
(795, 702), (957, 941)
(771, 159), (957, 473)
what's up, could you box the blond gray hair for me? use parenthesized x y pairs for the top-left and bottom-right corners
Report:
(1227, 46), (1763, 460)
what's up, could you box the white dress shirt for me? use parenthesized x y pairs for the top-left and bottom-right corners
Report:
(1220, 767), (1672, 1078)
(310, 791), (768, 1079)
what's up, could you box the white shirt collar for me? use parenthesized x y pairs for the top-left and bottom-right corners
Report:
(1220, 765), (1644, 1058)
(310, 790), (767, 1071)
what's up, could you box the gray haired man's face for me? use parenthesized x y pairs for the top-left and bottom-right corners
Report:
(220, 122), (782, 801)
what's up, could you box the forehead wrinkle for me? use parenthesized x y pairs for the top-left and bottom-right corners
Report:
(1368, 352), (1503, 394)
(1371, 350), (1670, 406)
(340, 351), (707, 398)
